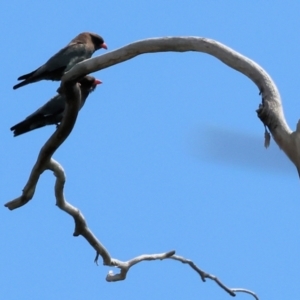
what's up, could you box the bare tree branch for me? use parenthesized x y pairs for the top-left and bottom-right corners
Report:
(62, 36), (300, 176)
(48, 158), (258, 299)
(48, 158), (112, 265)
(5, 81), (81, 210)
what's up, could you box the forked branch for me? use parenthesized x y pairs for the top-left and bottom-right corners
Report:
(7, 36), (286, 299)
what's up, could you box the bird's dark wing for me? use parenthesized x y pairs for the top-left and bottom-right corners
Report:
(10, 95), (66, 136)
(14, 43), (93, 89)
(10, 114), (48, 136)
(27, 94), (66, 118)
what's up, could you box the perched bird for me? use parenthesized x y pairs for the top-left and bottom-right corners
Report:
(10, 76), (101, 136)
(13, 32), (107, 90)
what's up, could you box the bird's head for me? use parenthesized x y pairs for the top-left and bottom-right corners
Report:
(89, 33), (107, 50)
(78, 75), (102, 92)
(56, 76), (101, 95)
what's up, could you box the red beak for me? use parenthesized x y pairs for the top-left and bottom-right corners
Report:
(101, 43), (108, 50)
(94, 79), (102, 85)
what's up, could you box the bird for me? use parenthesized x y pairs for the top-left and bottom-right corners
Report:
(10, 76), (101, 136)
(13, 32), (107, 90)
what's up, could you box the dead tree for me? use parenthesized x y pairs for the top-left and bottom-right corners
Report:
(6, 36), (296, 300)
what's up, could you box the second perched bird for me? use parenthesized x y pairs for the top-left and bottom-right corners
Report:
(13, 32), (107, 90)
(10, 76), (101, 136)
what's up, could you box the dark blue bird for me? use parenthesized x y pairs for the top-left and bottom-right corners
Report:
(13, 32), (107, 90)
(10, 76), (101, 136)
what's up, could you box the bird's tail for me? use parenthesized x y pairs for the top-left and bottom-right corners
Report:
(13, 68), (41, 90)
(17, 70), (37, 81)
(10, 117), (43, 136)
(13, 80), (32, 90)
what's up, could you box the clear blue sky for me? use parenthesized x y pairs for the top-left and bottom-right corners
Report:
(2, 1), (300, 299)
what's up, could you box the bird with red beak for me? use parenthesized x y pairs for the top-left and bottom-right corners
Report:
(13, 32), (107, 89)
(11, 76), (102, 136)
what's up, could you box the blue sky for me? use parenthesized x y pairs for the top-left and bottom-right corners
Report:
(1, 1), (300, 299)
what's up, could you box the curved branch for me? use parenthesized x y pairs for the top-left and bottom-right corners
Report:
(232, 289), (259, 300)
(5, 81), (81, 210)
(7, 36), (299, 207)
(62, 36), (300, 176)
(48, 158), (112, 265)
